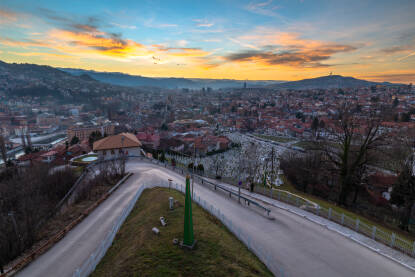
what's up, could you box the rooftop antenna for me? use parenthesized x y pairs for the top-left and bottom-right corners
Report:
(329, 71), (333, 76)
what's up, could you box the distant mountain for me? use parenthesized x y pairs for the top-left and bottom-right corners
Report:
(267, 75), (400, 90)
(0, 60), (139, 101)
(0, 60), (403, 95)
(78, 73), (96, 82)
(59, 68), (283, 89)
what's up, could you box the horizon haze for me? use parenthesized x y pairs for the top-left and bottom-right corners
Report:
(0, 0), (414, 83)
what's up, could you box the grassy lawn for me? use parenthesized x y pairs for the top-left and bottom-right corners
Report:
(91, 188), (273, 277)
(292, 141), (313, 149)
(73, 166), (84, 176)
(254, 134), (293, 144)
(277, 175), (415, 244)
(293, 140), (340, 150)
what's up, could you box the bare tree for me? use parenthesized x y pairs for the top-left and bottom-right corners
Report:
(0, 135), (7, 165)
(281, 151), (330, 196)
(316, 107), (387, 206)
(235, 142), (262, 190)
(0, 164), (77, 265)
(212, 154), (225, 178)
(391, 155), (415, 231)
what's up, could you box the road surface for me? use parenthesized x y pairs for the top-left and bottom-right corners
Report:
(17, 159), (414, 277)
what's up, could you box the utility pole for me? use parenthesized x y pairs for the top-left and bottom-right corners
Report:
(20, 129), (26, 150)
(238, 181), (242, 203)
(271, 147), (274, 198)
(192, 142), (195, 199)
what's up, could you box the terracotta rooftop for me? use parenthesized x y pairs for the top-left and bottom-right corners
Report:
(93, 133), (142, 151)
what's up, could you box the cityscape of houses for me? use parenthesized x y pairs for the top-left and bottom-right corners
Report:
(1, 63), (414, 210)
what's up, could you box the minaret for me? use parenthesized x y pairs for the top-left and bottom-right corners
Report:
(20, 129), (26, 149)
(26, 130), (32, 149)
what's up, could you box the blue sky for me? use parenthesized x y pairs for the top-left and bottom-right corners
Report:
(0, 0), (414, 82)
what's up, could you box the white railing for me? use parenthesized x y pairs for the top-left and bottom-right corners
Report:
(71, 180), (284, 277)
(131, 155), (415, 257)
(269, 189), (415, 257)
(190, 186), (284, 276)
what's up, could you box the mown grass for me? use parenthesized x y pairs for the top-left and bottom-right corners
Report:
(254, 134), (293, 143)
(91, 188), (273, 277)
(293, 140), (340, 150)
(277, 175), (415, 245)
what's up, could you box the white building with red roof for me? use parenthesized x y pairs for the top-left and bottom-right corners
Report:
(93, 133), (142, 160)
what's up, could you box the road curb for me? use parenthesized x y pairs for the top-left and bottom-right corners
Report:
(234, 188), (415, 273)
(133, 159), (415, 273)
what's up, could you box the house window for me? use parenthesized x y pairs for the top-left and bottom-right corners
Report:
(119, 149), (123, 154)
(111, 149), (115, 154)
(103, 150), (106, 155)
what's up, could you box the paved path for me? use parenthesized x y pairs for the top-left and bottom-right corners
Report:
(17, 160), (415, 277)
(214, 180), (415, 270)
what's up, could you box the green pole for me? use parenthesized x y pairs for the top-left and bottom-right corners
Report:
(183, 175), (194, 246)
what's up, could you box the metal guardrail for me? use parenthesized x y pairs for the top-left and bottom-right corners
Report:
(71, 181), (283, 277)
(255, 186), (415, 258)
(54, 157), (128, 214)
(192, 175), (271, 216)
(133, 156), (415, 258)
(0, 173), (133, 277)
(130, 156), (271, 216)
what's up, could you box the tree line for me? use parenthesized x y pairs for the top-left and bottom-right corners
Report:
(281, 105), (415, 232)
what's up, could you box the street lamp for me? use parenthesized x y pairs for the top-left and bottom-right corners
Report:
(238, 181), (242, 203)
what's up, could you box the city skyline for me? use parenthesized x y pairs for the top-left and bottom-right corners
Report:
(0, 0), (414, 83)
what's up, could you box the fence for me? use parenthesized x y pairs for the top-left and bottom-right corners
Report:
(0, 173), (133, 277)
(71, 180), (284, 277)
(253, 186), (415, 258)
(136, 156), (415, 258)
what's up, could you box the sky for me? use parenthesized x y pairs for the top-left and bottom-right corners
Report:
(0, 0), (414, 83)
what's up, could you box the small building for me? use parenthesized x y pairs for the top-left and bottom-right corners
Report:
(93, 133), (142, 160)
(41, 150), (58, 163)
(67, 123), (115, 142)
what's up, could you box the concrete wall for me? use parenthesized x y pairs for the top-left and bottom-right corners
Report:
(97, 147), (141, 160)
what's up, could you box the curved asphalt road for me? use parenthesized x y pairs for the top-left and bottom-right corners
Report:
(17, 160), (414, 277)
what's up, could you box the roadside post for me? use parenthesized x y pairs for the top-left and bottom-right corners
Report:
(238, 181), (242, 203)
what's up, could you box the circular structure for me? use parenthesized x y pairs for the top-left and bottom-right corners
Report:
(81, 156), (98, 162)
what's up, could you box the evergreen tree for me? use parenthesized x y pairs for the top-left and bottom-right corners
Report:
(88, 131), (103, 147)
(401, 112), (410, 122)
(70, 136), (79, 145)
(159, 151), (166, 162)
(311, 117), (319, 131)
(393, 97), (399, 107)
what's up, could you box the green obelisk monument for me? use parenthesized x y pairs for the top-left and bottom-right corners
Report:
(183, 175), (195, 248)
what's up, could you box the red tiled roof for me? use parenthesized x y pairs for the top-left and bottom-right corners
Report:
(41, 150), (58, 157)
(93, 133), (141, 151)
